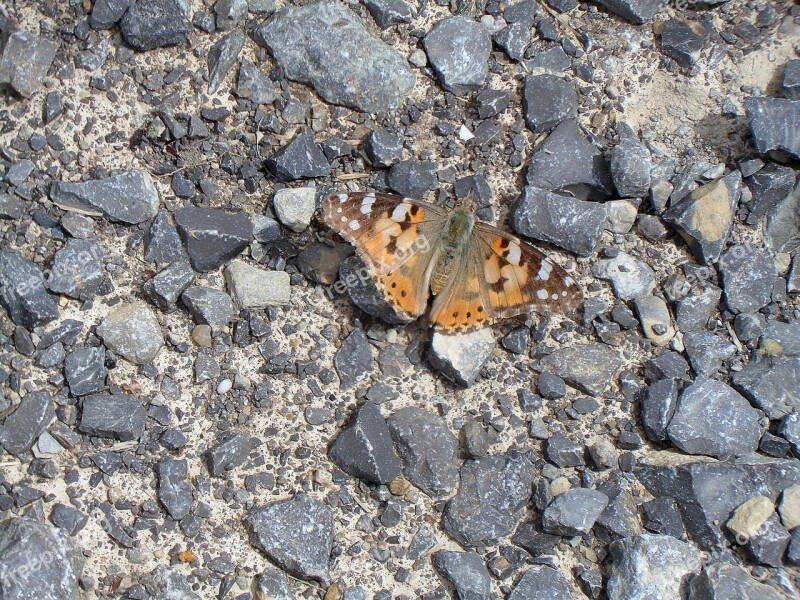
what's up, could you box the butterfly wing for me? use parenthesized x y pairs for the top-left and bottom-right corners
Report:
(323, 192), (446, 320)
(472, 221), (583, 318)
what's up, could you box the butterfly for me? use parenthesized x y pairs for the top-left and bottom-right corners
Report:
(322, 191), (582, 334)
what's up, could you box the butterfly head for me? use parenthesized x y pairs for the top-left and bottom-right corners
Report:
(452, 193), (476, 214)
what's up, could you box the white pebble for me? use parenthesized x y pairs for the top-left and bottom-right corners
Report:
(217, 379), (233, 395)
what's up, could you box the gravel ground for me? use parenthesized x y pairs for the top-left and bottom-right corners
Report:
(0, 0), (799, 599)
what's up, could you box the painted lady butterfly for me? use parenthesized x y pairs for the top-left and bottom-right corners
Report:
(323, 191), (582, 333)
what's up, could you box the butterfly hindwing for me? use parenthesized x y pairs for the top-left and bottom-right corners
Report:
(428, 244), (493, 333)
(473, 222), (582, 318)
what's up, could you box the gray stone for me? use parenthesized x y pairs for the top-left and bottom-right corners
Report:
(333, 329), (374, 389)
(174, 206), (252, 272)
(79, 393), (145, 441)
(42, 90), (64, 125)
(90, 0), (132, 28)
(522, 74), (577, 133)
(39, 319), (83, 350)
(207, 30), (244, 94)
(236, 59), (279, 105)
(387, 408), (459, 497)
(120, 0), (188, 51)
(507, 565), (574, 600)
(610, 124), (652, 197)
(525, 120), (614, 201)
(744, 512), (790, 567)
(789, 527), (800, 566)
(511, 521), (561, 557)
(765, 179), (800, 254)
(253, 567), (294, 600)
(157, 458), (192, 520)
(362, 0), (413, 29)
(512, 187), (606, 257)
(273, 187), (316, 232)
(667, 377), (761, 459)
(675, 286), (720, 332)
(206, 431), (253, 476)
(365, 129), (404, 167)
(591, 0), (665, 24)
(225, 261), (290, 308)
(745, 164), (796, 224)
(388, 160), (438, 199)
(296, 242), (353, 285)
(634, 452), (800, 549)
(688, 561), (784, 600)
(494, 18), (532, 62)
(0, 251), (59, 329)
(641, 496), (685, 539)
(329, 402), (400, 484)
(544, 435), (584, 467)
(733, 312), (767, 343)
(594, 490), (643, 542)
(181, 286), (235, 332)
(592, 252), (655, 301)
(0, 31), (58, 98)
(252, 214), (282, 244)
(255, 1), (415, 112)
(640, 378), (679, 442)
(144, 210), (187, 264)
(244, 494), (334, 583)
(36, 341), (65, 368)
(46, 238), (104, 299)
(64, 346), (106, 397)
(97, 302), (164, 364)
(780, 413), (800, 455)
(635, 295), (676, 346)
(50, 504), (89, 537)
(442, 452), (533, 546)
(789, 254), (800, 293)
(215, 0), (247, 29)
(660, 19), (704, 68)
(0, 391), (54, 457)
(542, 488), (609, 536)
(682, 331), (735, 376)
(265, 132), (330, 181)
(0, 517), (79, 599)
(141, 566), (200, 600)
(782, 59), (800, 100)
(733, 356), (800, 421)
(501, 326), (530, 355)
(720, 244), (777, 313)
(605, 199), (639, 234)
(428, 328), (496, 387)
(0, 193), (25, 219)
(663, 171), (740, 264)
(475, 89), (509, 118)
(541, 342), (622, 395)
(5, 159), (34, 187)
(50, 170), (159, 225)
(423, 16), (490, 95)
(143, 261), (195, 311)
(431, 550), (491, 600)
(745, 96), (800, 160)
(607, 534), (702, 600)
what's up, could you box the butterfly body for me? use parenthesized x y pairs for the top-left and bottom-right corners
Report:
(323, 191), (582, 334)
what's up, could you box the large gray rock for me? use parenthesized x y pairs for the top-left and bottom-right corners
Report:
(719, 244), (777, 314)
(174, 207), (252, 272)
(732, 356), (800, 420)
(50, 170), (159, 225)
(0, 390), (54, 457)
(634, 451), (800, 549)
(507, 565), (575, 600)
(688, 561), (784, 600)
(244, 494), (334, 583)
(765, 179), (800, 254)
(431, 550), (491, 600)
(442, 451), (534, 546)
(0, 250), (59, 329)
(541, 342), (622, 395)
(512, 186), (606, 256)
(78, 393), (146, 441)
(663, 172), (740, 264)
(0, 31), (59, 98)
(254, 1), (415, 112)
(120, 0), (189, 51)
(428, 328), (496, 387)
(46, 239), (105, 300)
(745, 96), (800, 160)
(666, 377), (761, 459)
(387, 408), (459, 497)
(97, 302), (164, 364)
(0, 517), (79, 600)
(542, 488), (609, 536)
(607, 534), (702, 600)
(423, 16), (491, 95)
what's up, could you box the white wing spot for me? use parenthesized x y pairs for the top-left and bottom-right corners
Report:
(349, 220), (360, 231)
(336, 207), (343, 214)
(536, 289), (548, 300)
(360, 195), (376, 215)
(337, 193), (348, 203)
(538, 262), (552, 281)
(506, 242), (522, 265)
(551, 293), (558, 300)
(340, 216), (348, 223)
(564, 276), (574, 286)
(561, 290), (567, 297)
(390, 203), (412, 222)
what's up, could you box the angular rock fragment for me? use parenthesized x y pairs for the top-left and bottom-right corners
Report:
(79, 393), (146, 441)
(745, 96), (800, 160)
(507, 565), (574, 600)
(541, 343), (622, 395)
(46, 238), (105, 299)
(157, 458), (192, 520)
(64, 346), (107, 397)
(423, 16), (490, 95)
(0, 31), (58, 98)
(174, 206), (252, 272)
(522, 74), (577, 133)
(120, 0), (189, 51)
(431, 550), (491, 600)
(0, 390), (54, 457)
(542, 488), (609, 536)
(143, 261), (195, 312)
(97, 302), (164, 364)
(719, 244), (777, 314)
(0, 250), (59, 329)
(225, 261), (290, 308)
(428, 328), (496, 387)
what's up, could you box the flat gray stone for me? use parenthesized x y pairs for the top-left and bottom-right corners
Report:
(0, 390), (54, 457)
(591, 0), (666, 24)
(507, 565), (574, 600)
(688, 561), (784, 600)
(0, 250), (59, 329)
(64, 346), (106, 397)
(0, 31), (58, 98)
(244, 494), (334, 583)
(79, 393), (146, 441)
(50, 170), (160, 225)
(97, 302), (164, 364)
(542, 488), (609, 536)
(225, 261), (290, 308)
(157, 458), (192, 520)
(541, 342), (622, 395)
(207, 30), (244, 94)
(206, 431), (254, 477)
(181, 286), (235, 332)
(174, 206), (252, 272)
(143, 261), (195, 312)
(745, 96), (800, 160)
(255, 1), (415, 112)
(732, 356), (800, 421)
(46, 238), (105, 299)
(431, 550), (491, 600)
(120, 0), (189, 51)
(423, 16), (490, 95)
(428, 328), (496, 387)
(522, 74), (577, 133)
(333, 329), (374, 389)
